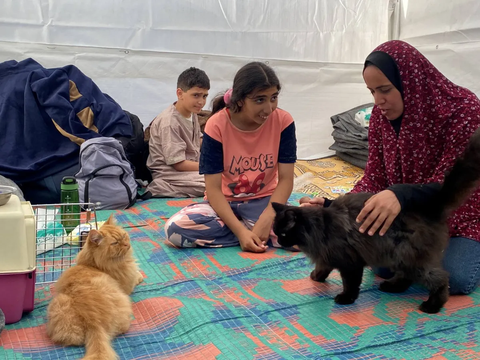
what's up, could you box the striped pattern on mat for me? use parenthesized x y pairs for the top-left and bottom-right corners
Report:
(294, 157), (364, 198)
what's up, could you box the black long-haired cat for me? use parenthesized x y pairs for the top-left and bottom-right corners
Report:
(272, 128), (480, 314)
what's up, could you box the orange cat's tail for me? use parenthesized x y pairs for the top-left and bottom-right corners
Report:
(82, 326), (118, 360)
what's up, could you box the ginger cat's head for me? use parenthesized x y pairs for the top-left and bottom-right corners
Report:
(81, 215), (132, 266)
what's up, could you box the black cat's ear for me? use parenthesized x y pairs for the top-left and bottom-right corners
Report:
(271, 202), (287, 213)
(283, 209), (297, 232)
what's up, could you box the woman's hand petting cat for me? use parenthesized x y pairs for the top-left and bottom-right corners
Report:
(238, 228), (267, 253)
(356, 190), (401, 236)
(299, 196), (325, 207)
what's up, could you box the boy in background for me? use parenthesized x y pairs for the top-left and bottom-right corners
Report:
(146, 67), (209, 197)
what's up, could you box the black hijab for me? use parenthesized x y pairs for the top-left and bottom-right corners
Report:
(364, 51), (404, 133)
(364, 51), (403, 97)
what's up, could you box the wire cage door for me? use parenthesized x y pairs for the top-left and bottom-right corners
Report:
(33, 202), (99, 284)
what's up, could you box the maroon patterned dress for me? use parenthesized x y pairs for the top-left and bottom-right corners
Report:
(352, 40), (480, 242)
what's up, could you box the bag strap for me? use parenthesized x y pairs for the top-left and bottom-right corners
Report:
(137, 190), (152, 201)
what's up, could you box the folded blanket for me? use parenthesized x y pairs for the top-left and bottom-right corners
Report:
(335, 151), (367, 169)
(330, 134), (369, 150)
(330, 104), (371, 140)
(329, 103), (373, 168)
(329, 143), (369, 157)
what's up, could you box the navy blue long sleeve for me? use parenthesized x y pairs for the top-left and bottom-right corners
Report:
(0, 58), (132, 182)
(388, 183), (442, 210)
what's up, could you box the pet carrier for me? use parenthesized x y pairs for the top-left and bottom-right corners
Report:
(0, 192), (99, 324)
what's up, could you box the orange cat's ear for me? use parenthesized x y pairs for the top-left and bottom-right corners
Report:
(88, 229), (103, 245)
(104, 214), (116, 226)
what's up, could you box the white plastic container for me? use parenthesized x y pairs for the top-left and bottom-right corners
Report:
(0, 194), (36, 324)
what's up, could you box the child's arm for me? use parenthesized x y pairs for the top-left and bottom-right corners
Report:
(205, 173), (267, 253)
(252, 163), (294, 243)
(173, 160), (199, 172)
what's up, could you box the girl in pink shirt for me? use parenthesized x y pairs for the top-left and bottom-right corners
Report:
(165, 62), (297, 253)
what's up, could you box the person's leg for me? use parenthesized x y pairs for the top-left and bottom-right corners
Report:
(164, 201), (239, 248)
(147, 174), (205, 198)
(443, 237), (480, 295)
(235, 196), (274, 241)
(235, 197), (271, 227)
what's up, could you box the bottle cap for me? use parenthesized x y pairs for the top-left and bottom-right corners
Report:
(61, 176), (78, 190)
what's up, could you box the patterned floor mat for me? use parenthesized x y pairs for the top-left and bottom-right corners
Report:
(294, 157), (364, 198)
(1, 193), (479, 359)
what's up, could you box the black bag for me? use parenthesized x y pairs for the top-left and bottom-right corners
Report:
(116, 111), (152, 182)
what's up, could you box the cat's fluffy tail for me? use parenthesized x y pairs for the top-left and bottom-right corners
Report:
(438, 127), (480, 214)
(82, 326), (118, 360)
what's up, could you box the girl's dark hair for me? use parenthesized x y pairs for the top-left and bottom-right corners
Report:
(210, 62), (281, 117)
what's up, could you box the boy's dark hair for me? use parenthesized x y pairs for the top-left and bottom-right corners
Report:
(177, 67), (210, 91)
(210, 62), (281, 116)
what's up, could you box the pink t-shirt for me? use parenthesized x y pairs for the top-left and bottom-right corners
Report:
(200, 108), (296, 202)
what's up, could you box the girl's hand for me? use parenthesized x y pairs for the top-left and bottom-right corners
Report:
(356, 190), (401, 236)
(238, 229), (267, 253)
(252, 214), (273, 244)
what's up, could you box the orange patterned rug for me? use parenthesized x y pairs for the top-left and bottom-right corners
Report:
(294, 156), (364, 199)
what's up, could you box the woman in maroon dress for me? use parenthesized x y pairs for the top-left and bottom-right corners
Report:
(304, 40), (480, 295)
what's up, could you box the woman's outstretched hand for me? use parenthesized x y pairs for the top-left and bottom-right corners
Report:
(356, 190), (401, 236)
(299, 196), (325, 207)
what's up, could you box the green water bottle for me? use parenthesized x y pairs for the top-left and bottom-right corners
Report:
(61, 176), (80, 234)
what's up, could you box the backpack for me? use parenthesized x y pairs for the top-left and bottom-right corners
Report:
(75, 137), (138, 210)
(116, 111), (152, 183)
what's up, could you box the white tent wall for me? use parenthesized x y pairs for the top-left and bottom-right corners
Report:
(397, 0), (480, 97)
(0, 0), (389, 160)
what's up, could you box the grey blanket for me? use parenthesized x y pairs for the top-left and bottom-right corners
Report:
(329, 143), (369, 157)
(329, 103), (373, 169)
(336, 151), (368, 169)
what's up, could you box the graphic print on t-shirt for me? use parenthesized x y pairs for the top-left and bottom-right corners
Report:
(199, 108), (296, 201)
(227, 154), (274, 197)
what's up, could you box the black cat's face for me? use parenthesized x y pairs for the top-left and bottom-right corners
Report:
(272, 202), (302, 248)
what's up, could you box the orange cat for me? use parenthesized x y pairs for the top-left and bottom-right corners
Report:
(46, 215), (143, 360)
